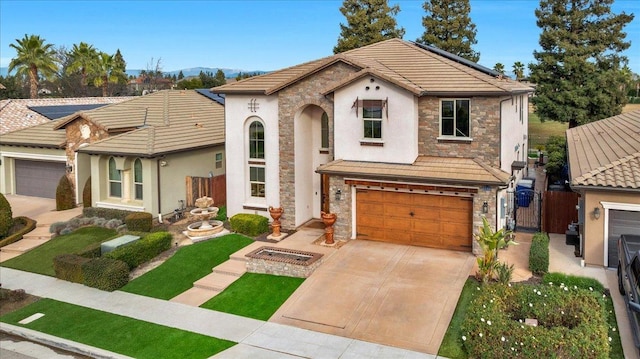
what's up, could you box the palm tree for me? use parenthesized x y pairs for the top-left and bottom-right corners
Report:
(93, 52), (117, 97)
(66, 42), (98, 97)
(493, 62), (505, 75)
(513, 61), (525, 81)
(8, 34), (58, 99)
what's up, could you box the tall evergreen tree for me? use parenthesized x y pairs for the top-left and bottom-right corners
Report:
(111, 49), (128, 95)
(177, 70), (184, 80)
(417, 0), (479, 62)
(8, 34), (58, 99)
(214, 69), (226, 87)
(334, 0), (405, 53)
(512, 61), (525, 81)
(529, 0), (633, 128)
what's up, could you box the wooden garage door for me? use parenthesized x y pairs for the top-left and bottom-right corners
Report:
(15, 159), (66, 199)
(356, 189), (473, 251)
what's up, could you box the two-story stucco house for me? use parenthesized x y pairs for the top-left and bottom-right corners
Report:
(214, 39), (534, 253)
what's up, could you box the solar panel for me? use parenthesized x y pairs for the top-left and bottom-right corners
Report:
(412, 42), (501, 77)
(28, 104), (110, 120)
(195, 89), (225, 105)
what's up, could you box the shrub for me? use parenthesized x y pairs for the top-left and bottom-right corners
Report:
(529, 232), (550, 275)
(53, 254), (90, 283)
(230, 213), (269, 237)
(104, 218), (123, 229)
(0, 192), (13, 238)
(82, 207), (134, 222)
(495, 262), (514, 285)
(125, 212), (153, 232)
(55, 174), (76, 211)
(105, 231), (172, 269)
(76, 242), (102, 258)
(50, 221), (67, 235)
(0, 216), (37, 248)
(462, 282), (609, 358)
(82, 176), (92, 208)
(82, 257), (129, 291)
(475, 216), (516, 283)
(60, 227), (73, 235)
(216, 206), (227, 221)
(8, 289), (26, 302)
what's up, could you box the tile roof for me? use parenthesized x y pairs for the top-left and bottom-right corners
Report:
(566, 110), (640, 190)
(213, 38), (533, 96)
(1, 90), (225, 157)
(0, 97), (132, 135)
(317, 156), (511, 186)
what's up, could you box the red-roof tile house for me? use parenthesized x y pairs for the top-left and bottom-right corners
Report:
(213, 39), (534, 254)
(566, 110), (640, 267)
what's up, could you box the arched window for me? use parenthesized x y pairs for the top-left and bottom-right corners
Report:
(249, 121), (264, 159)
(321, 112), (329, 149)
(248, 120), (265, 198)
(134, 158), (143, 200)
(108, 157), (121, 198)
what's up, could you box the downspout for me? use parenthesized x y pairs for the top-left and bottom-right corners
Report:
(157, 158), (163, 223)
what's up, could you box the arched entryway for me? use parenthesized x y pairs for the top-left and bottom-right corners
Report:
(294, 104), (330, 227)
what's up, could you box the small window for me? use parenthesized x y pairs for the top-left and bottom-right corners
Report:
(249, 121), (264, 159)
(134, 158), (143, 200)
(249, 166), (265, 198)
(363, 100), (382, 139)
(321, 112), (329, 148)
(215, 153), (223, 169)
(108, 157), (122, 198)
(441, 99), (470, 138)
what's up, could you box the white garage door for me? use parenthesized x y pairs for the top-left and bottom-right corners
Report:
(15, 159), (66, 199)
(607, 209), (640, 268)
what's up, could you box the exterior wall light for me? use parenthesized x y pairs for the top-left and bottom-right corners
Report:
(65, 164), (73, 173)
(482, 201), (489, 214)
(159, 160), (168, 167)
(593, 207), (601, 220)
(335, 189), (342, 201)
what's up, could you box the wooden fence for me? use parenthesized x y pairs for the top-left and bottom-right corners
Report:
(543, 190), (579, 234)
(185, 175), (226, 207)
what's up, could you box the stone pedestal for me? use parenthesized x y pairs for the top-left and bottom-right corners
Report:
(321, 211), (337, 245)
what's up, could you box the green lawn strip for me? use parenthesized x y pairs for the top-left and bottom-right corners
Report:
(0, 298), (235, 359)
(121, 234), (254, 299)
(0, 227), (116, 276)
(200, 273), (304, 321)
(528, 111), (568, 150)
(437, 278), (477, 359)
(605, 295), (624, 358)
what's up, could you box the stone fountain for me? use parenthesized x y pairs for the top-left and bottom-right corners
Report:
(183, 196), (226, 241)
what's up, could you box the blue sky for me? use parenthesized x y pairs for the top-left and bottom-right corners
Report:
(1, 0), (639, 74)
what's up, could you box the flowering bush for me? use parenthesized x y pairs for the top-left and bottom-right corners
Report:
(462, 282), (609, 358)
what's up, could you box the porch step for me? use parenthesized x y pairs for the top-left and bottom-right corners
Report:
(212, 259), (247, 276)
(229, 242), (263, 262)
(1, 239), (48, 253)
(170, 287), (221, 307)
(193, 272), (240, 292)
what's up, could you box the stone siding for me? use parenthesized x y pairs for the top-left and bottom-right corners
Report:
(418, 96), (501, 167)
(64, 118), (109, 190)
(278, 62), (358, 229)
(472, 187), (499, 255)
(328, 175), (352, 241)
(246, 258), (323, 278)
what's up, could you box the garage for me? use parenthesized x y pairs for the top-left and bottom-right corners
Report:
(607, 209), (640, 268)
(15, 159), (66, 199)
(356, 189), (473, 251)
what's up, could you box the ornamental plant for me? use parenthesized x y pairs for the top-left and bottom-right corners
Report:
(475, 216), (516, 283)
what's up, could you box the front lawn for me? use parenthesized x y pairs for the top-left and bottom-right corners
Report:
(0, 227), (116, 276)
(200, 273), (304, 320)
(0, 298), (235, 358)
(438, 274), (623, 359)
(121, 234), (254, 299)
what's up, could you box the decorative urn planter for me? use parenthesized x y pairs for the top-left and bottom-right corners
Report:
(268, 206), (284, 237)
(321, 211), (337, 244)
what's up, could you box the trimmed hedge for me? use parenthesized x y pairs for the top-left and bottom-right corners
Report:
(105, 231), (172, 269)
(462, 282), (609, 358)
(0, 192), (13, 238)
(82, 176), (92, 208)
(529, 232), (550, 275)
(82, 257), (129, 291)
(56, 174), (76, 211)
(543, 272), (605, 293)
(53, 254), (90, 283)
(125, 212), (153, 232)
(230, 213), (268, 237)
(0, 216), (37, 248)
(76, 242), (102, 259)
(82, 207), (134, 222)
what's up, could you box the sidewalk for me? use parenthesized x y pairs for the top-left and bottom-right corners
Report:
(0, 267), (436, 359)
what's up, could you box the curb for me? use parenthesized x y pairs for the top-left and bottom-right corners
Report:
(0, 323), (133, 359)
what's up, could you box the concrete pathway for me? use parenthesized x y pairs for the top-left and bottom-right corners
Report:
(0, 267), (436, 359)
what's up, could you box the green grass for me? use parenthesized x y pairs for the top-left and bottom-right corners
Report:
(437, 278), (477, 359)
(528, 111), (569, 150)
(200, 273), (304, 320)
(0, 227), (116, 276)
(0, 298), (235, 358)
(121, 234), (254, 299)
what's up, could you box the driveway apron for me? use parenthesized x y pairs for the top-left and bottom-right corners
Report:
(270, 239), (475, 354)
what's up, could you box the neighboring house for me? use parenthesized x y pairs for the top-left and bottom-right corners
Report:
(213, 38), (533, 253)
(566, 110), (640, 267)
(0, 96), (132, 135)
(0, 90), (226, 220)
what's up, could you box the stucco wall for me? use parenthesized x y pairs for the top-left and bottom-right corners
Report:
(582, 190), (640, 266)
(500, 95), (529, 175)
(0, 146), (67, 195)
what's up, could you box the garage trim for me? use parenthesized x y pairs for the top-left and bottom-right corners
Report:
(2, 151), (66, 162)
(602, 201), (640, 267)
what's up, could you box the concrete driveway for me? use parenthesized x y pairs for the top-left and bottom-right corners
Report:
(269, 239), (475, 354)
(5, 194), (56, 219)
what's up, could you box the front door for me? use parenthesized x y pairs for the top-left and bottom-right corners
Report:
(321, 174), (330, 213)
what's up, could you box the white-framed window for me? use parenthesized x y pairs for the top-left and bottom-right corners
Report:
(215, 152), (223, 169)
(440, 99), (470, 138)
(108, 157), (122, 198)
(249, 121), (264, 159)
(362, 100), (383, 139)
(133, 158), (143, 200)
(248, 120), (265, 199)
(249, 166), (265, 198)
(321, 112), (329, 148)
